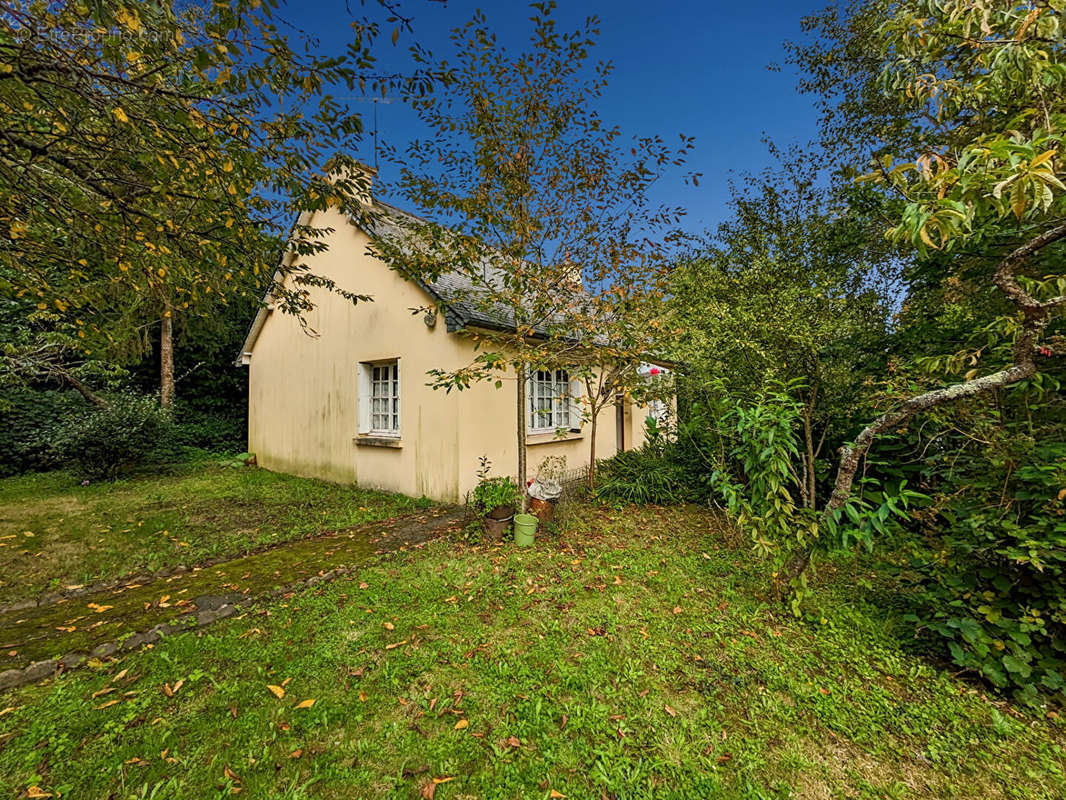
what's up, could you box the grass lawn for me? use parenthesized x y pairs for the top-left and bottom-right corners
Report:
(1, 495), (1063, 799)
(0, 461), (426, 604)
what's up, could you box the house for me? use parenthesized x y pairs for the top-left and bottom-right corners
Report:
(238, 179), (656, 503)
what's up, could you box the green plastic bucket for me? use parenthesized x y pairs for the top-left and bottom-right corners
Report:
(513, 513), (538, 546)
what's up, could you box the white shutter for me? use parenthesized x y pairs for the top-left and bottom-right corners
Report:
(568, 375), (583, 431)
(393, 358), (402, 435)
(357, 363), (371, 434)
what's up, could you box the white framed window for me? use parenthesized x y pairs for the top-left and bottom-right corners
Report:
(528, 368), (572, 432)
(358, 359), (400, 437)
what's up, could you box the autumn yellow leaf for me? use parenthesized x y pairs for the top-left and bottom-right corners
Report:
(454, 718), (469, 730)
(112, 107), (129, 124)
(549, 791), (568, 798)
(267, 684), (286, 699)
(383, 621), (395, 630)
(295, 698), (315, 709)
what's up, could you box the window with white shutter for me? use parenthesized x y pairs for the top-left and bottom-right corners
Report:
(527, 369), (571, 432)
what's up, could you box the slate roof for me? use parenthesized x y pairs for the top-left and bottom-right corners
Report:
(238, 199), (590, 365)
(363, 200), (570, 336)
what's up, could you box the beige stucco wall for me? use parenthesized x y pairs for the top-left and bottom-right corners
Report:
(246, 207), (651, 502)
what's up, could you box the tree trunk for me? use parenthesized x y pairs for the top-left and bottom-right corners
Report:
(801, 405), (816, 509)
(516, 361), (528, 512)
(160, 302), (174, 408)
(588, 409), (598, 489)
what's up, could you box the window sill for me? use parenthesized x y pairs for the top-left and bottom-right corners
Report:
(355, 436), (403, 448)
(526, 430), (583, 446)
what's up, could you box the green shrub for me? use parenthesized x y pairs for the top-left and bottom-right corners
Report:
(472, 476), (521, 515)
(901, 437), (1066, 705)
(593, 446), (692, 505)
(0, 388), (87, 476)
(51, 395), (172, 480)
(470, 457), (521, 516)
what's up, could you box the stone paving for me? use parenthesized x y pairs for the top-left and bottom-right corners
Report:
(0, 506), (465, 682)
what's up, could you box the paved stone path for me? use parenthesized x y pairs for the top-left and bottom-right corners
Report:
(0, 507), (465, 677)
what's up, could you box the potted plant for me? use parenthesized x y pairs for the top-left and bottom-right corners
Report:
(471, 457), (521, 542)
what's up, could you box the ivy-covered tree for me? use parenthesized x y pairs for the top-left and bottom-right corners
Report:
(816, 1), (1065, 523)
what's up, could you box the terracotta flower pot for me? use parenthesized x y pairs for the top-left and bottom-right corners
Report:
(486, 504), (516, 521)
(529, 497), (555, 524)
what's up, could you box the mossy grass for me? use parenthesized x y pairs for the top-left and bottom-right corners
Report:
(0, 460), (423, 604)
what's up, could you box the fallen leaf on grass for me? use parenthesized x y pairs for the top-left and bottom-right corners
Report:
(0, 707), (15, 717)
(383, 621), (395, 631)
(295, 699), (315, 709)
(385, 640), (408, 650)
(96, 699), (119, 710)
(162, 679), (184, 698)
(87, 603), (113, 613)
(672, 606), (683, 615)
(420, 783), (436, 799)
(91, 687), (114, 699)
(454, 719), (468, 730)
(224, 765), (241, 783)
(267, 684), (286, 699)
(549, 791), (568, 798)
(289, 749), (303, 759)
(26, 787), (52, 798)
(664, 705), (677, 717)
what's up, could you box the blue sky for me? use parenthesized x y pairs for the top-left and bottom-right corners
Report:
(299, 0), (825, 233)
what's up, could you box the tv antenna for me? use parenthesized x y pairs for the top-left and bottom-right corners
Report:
(351, 97), (395, 171)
